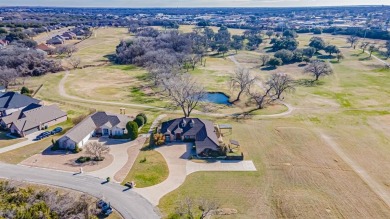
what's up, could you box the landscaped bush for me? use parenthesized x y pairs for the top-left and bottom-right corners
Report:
(137, 113), (147, 124)
(134, 115), (145, 127)
(73, 145), (82, 153)
(76, 156), (91, 163)
(153, 133), (165, 146)
(126, 121), (139, 140)
(71, 114), (87, 125)
(51, 139), (59, 151)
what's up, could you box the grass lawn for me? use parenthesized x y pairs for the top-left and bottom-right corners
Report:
(121, 145), (168, 188)
(0, 131), (26, 148)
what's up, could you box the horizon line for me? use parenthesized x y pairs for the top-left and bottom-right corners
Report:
(0, 5), (388, 9)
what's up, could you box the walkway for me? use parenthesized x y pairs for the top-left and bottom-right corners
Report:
(134, 143), (257, 205)
(0, 131), (43, 154)
(0, 163), (160, 219)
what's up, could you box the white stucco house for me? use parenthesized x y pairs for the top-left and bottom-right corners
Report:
(57, 111), (131, 150)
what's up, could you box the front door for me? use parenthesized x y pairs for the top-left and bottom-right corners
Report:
(103, 129), (109, 136)
(175, 133), (181, 141)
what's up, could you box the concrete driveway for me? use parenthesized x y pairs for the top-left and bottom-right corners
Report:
(134, 143), (257, 206)
(87, 137), (147, 183)
(0, 131), (45, 154)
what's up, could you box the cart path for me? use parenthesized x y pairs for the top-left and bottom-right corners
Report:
(228, 55), (295, 117)
(320, 133), (390, 208)
(58, 71), (294, 118)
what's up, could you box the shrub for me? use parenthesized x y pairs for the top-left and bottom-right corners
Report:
(20, 86), (30, 95)
(73, 145), (82, 153)
(76, 156), (91, 163)
(139, 157), (147, 163)
(126, 121), (139, 140)
(72, 114), (87, 125)
(51, 139), (59, 151)
(153, 133), (166, 146)
(137, 113), (147, 124)
(134, 115), (145, 127)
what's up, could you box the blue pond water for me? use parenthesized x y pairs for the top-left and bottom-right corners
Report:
(202, 92), (231, 105)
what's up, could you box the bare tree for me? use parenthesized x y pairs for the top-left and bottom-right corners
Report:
(259, 54), (270, 66)
(199, 199), (219, 219)
(175, 197), (195, 219)
(230, 67), (257, 102)
(56, 45), (78, 57)
(187, 54), (201, 71)
(368, 45), (377, 57)
(304, 60), (333, 81)
(248, 85), (274, 109)
(0, 67), (19, 88)
(162, 74), (205, 117)
(85, 142), (110, 160)
(68, 57), (81, 69)
(360, 42), (370, 53)
(346, 35), (359, 49)
(267, 73), (295, 99)
(336, 52), (345, 62)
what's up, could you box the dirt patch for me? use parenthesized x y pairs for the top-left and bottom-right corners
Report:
(20, 148), (113, 173)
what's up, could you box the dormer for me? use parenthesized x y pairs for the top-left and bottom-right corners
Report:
(190, 119), (195, 128)
(181, 118), (187, 127)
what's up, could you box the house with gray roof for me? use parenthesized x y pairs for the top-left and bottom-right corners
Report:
(9, 105), (67, 137)
(58, 111), (131, 150)
(0, 103), (42, 129)
(160, 118), (220, 155)
(0, 92), (41, 117)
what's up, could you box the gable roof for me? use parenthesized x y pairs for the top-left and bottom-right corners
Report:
(0, 92), (40, 112)
(1, 103), (42, 125)
(36, 43), (55, 51)
(12, 105), (67, 132)
(61, 111), (131, 144)
(161, 118), (219, 154)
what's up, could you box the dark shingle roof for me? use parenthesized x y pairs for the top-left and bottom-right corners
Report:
(12, 105), (67, 132)
(61, 112), (131, 143)
(1, 103), (42, 125)
(161, 118), (219, 154)
(0, 92), (40, 111)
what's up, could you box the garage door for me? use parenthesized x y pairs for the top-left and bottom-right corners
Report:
(24, 127), (39, 136)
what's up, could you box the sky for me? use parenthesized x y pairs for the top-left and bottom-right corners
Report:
(0, 0), (389, 8)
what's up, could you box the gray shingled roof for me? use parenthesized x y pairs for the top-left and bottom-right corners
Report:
(12, 105), (67, 131)
(161, 118), (219, 154)
(0, 92), (40, 111)
(1, 103), (42, 125)
(62, 112), (131, 143)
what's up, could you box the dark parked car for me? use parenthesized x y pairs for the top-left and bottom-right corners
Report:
(103, 207), (113, 216)
(96, 200), (106, 209)
(35, 131), (52, 140)
(51, 127), (63, 135)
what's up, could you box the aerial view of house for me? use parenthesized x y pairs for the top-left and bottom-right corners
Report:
(0, 91), (41, 117)
(9, 105), (67, 137)
(160, 118), (220, 155)
(58, 111), (131, 149)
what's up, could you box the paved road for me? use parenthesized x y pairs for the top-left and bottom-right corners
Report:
(0, 131), (44, 154)
(0, 163), (160, 219)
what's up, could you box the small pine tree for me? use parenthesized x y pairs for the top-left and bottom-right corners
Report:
(137, 113), (147, 124)
(134, 115), (145, 127)
(21, 86), (30, 95)
(126, 121), (139, 140)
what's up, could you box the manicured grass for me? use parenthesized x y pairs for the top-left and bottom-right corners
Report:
(121, 146), (168, 188)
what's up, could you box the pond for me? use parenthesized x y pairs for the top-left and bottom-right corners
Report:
(202, 92), (232, 105)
